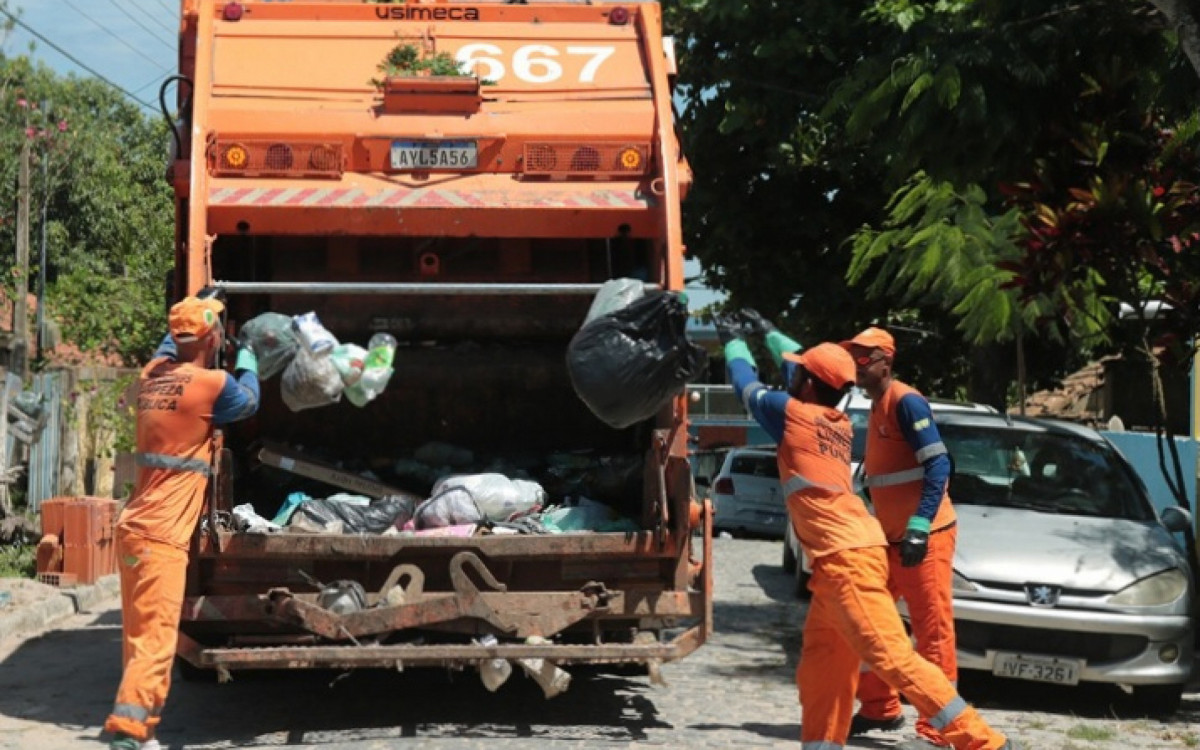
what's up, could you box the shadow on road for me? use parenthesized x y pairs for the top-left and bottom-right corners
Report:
(0, 611), (673, 747)
(960, 671), (1200, 725)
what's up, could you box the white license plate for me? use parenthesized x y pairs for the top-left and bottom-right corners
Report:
(992, 652), (1082, 685)
(390, 140), (477, 170)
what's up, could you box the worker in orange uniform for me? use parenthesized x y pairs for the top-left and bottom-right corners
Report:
(719, 311), (1012, 750)
(104, 294), (260, 750)
(841, 326), (958, 747)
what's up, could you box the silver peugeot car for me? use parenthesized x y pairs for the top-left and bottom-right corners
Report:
(923, 412), (1195, 715)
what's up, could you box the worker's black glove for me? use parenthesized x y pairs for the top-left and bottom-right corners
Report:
(712, 314), (744, 345)
(737, 308), (777, 336)
(196, 285), (226, 303)
(899, 517), (930, 567)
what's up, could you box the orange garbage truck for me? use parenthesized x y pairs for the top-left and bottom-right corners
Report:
(165, 0), (710, 685)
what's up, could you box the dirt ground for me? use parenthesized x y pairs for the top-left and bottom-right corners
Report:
(0, 576), (64, 611)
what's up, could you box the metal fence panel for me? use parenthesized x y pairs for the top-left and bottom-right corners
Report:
(26, 371), (64, 512)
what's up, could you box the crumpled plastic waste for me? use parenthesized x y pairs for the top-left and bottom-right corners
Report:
(540, 497), (638, 533)
(515, 635), (572, 698)
(232, 503), (282, 534)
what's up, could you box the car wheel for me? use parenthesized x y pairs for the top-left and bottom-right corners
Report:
(782, 538), (797, 574)
(1128, 684), (1183, 718)
(793, 557), (812, 600)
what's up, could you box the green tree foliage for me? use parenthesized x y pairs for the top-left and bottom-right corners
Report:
(0, 55), (173, 365)
(667, 0), (1200, 400)
(840, 2), (1198, 397)
(665, 1), (897, 340)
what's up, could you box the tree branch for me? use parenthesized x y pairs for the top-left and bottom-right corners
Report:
(1147, 0), (1200, 80)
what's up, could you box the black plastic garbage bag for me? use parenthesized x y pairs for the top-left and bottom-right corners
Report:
(566, 291), (707, 429)
(288, 495), (416, 534)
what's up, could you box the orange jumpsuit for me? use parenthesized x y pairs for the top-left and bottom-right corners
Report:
(104, 350), (256, 741)
(857, 380), (959, 746)
(776, 399), (1005, 749)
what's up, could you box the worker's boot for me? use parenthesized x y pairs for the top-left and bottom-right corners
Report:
(108, 734), (140, 750)
(848, 712), (905, 735)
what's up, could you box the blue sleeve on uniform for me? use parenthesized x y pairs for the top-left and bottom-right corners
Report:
(212, 370), (260, 425)
(728, 358), (789, 444)
(780, 359), (799, 389)
(153, 333), (177, 361)
(895, 393), (952, 522)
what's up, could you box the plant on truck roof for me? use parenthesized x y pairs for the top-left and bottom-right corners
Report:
(370, 42), (472, 89)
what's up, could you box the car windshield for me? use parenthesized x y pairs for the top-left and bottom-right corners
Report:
(939, 423), (1154, 520)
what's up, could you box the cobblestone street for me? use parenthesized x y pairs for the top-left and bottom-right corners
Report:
(0, 537), (1197, 749)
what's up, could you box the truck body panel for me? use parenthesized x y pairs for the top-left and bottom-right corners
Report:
(171, 0), (708, 681)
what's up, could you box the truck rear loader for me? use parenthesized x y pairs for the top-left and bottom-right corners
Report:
(166, 0), (712, 686)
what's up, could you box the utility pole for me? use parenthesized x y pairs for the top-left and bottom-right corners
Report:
(14, 138), (30, 382)
(36, 102), (50, 361)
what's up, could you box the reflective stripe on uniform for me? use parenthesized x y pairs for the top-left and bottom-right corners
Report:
(135, 452), (212, 476)
(742, 382), (767, 413)
(783, 474), (843, 496)
(801, 742), (843, 749)
(111, 702), (151, 722)
(862, 466), (924, 488)
(914, 441), (948, 463)
(928, 694), (968, 730)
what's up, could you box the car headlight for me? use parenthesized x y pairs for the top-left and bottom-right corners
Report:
(952, 570), (978, 593)
(1109, 569), (1189, 606)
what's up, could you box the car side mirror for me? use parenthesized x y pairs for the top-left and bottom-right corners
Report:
(1160, 505), (1193, 533)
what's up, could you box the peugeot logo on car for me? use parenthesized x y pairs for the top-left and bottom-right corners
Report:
(1026, 584), (1061, 608)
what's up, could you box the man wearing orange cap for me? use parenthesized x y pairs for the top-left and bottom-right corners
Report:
(105, 293), (260, 750)
(718, 315), (1012, 750)
(841, 326), (959, 747)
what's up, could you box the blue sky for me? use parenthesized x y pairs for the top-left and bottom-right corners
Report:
(6, 1), (177, 113)
(3, 0), (723, 313)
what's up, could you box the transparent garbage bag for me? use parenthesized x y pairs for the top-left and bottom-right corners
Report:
(237, 312), (300, 379)
(583, 277), (646, 325)
(281, 346), (344, 412)
(414, 473), (546, 529)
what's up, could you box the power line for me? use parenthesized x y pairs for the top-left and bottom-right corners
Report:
(0, 8), (155, 111)
(151, 0), (177, 21)
(102, 0), (177, 52)
(62, 0), (171, 74)
(125, 0), (181, 39)
(132, 72), (167, 97)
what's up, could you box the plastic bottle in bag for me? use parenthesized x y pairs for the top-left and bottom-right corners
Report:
(365, 332), (397, 368)
(331, 343), (367, 387)
(345, 332), (397, 406)
(292, 311), (338, 356)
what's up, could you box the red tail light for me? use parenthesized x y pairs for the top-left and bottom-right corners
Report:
(713, 477), (734, 495)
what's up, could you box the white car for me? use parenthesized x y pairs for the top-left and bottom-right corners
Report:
(711, 447), (787, 538)
(782, 390), (998, 597)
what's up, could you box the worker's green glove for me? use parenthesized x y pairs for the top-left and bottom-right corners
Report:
(899, 516), (931, 567)
(765, 330), (801, 363)
(234, 346), (258, 375)
(723, 339), (754, 368)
